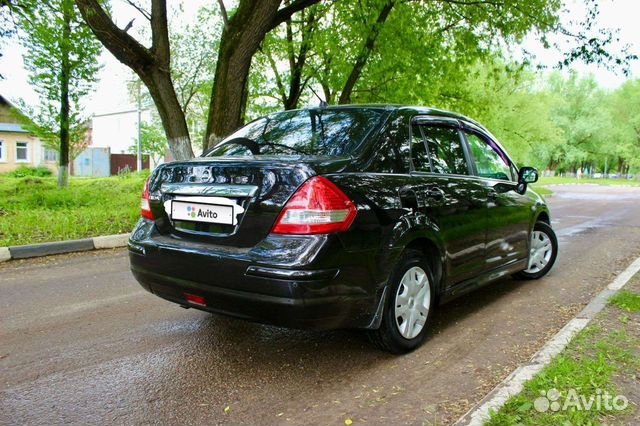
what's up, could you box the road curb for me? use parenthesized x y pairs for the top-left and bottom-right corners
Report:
(0, 247), (11, 262)
(93, 233), (130, 249)
(0, 233), (130, 263)
(455, 255), (640, 426)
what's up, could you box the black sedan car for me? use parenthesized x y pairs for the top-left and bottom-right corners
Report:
(129, 105), (557, 353)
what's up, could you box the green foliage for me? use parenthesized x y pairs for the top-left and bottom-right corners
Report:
(128, 120), (168, 165)
(249, 0), (563, 114)
(424, 59), (565, 170)
(0, 174), (146, 246)
(17, 0), (101, 160)
(4, 166), (53, 178)
(244, 1), (640, 175)
(607, 79), (640, 172)
(539, 72), (640, 174)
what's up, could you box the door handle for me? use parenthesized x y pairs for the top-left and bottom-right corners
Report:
(399, 186), (419, 210)
(425, 187), (445, 200)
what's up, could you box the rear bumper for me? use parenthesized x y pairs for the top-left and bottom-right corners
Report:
(128, 220), (382, 330)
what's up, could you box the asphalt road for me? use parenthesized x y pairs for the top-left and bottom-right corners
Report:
(2, 184), (640, 426)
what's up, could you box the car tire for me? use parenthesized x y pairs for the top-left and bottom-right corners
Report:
(514, 221), (558, 280)
(368, 249), (435, 354)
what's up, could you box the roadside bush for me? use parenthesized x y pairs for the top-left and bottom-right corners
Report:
(5, 166), (53, 178)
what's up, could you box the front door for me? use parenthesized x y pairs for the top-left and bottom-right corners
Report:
(462, 129), (532, 269)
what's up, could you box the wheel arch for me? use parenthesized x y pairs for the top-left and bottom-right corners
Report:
(401, 236), (445, 296)
(536, 210), (551, 225)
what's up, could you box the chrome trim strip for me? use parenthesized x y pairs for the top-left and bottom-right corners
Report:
(160, 183), (258, 197)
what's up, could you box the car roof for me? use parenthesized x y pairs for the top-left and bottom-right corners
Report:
(312, 104), (515, 166)
(296, 103), (483, 127)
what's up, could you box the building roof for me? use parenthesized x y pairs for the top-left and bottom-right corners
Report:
(0, 93), (33, 133)
(0, 122), (28, 133)
(0, 93), (22, 111)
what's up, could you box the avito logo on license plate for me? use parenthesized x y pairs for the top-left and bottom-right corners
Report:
(171, 201), (234, 225)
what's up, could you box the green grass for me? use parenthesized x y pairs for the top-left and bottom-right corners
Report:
(530, 184), (553, 197)
(610, 290), (640, 313)
(538, 176), (640, 186)
(0, 174), (147, 246)
(530, 175), (640, 196)
(487, 325), (638, 425)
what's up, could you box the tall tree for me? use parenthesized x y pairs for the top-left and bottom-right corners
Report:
(75, 0), (322, 158)
(18, 0), (101, 187)
(75, 0), (195, 161)
(126, 4), (221, 153)
(607, 80), (640, 173)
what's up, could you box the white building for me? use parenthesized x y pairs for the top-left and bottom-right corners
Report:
(91, 108), (152, 155)
(73, 107), (165, 176)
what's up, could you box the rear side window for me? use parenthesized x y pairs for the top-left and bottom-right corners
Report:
(421, 125), (468, 175)
(206, 109), (384, 157)
(465, 132), (513, 181)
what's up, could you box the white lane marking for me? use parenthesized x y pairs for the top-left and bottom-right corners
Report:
(455, 254), (640, 426)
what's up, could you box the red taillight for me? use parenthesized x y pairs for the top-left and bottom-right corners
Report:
(184, 293), (206, 306)
(271, 176), (357, 235)
(141, 177), (154, 220)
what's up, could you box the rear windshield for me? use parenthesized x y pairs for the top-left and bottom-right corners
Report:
(206, 108), (384, 157)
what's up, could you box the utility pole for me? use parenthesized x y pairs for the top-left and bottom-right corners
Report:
(136, 81), (142, 172)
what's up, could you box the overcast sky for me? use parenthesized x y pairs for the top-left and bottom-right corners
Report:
(0, 0), (638, 116)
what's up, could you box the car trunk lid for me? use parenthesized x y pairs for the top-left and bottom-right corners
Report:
(148, 156), (350, 247)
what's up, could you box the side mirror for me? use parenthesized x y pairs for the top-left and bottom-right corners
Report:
(514, 167), (538, 194)
(519, 167), (539, 184)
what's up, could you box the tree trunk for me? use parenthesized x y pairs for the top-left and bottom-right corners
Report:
(338, 1), (395, 105)
(58, 0), (72, 188)
(75, 0), (194, 160)
(141, 67), (194, 160)
(203, 0), (282, 152)
(76, 0), (323, 156)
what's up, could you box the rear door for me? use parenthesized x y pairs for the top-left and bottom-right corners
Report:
(461, 124), (531, 269)
(410, 117), (488, 285)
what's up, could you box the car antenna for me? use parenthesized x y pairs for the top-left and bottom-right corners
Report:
(309, 86), (328, 108)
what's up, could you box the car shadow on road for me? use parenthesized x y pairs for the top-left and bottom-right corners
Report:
(430, 277), (530, 333)
(183, 276), (528, 363)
